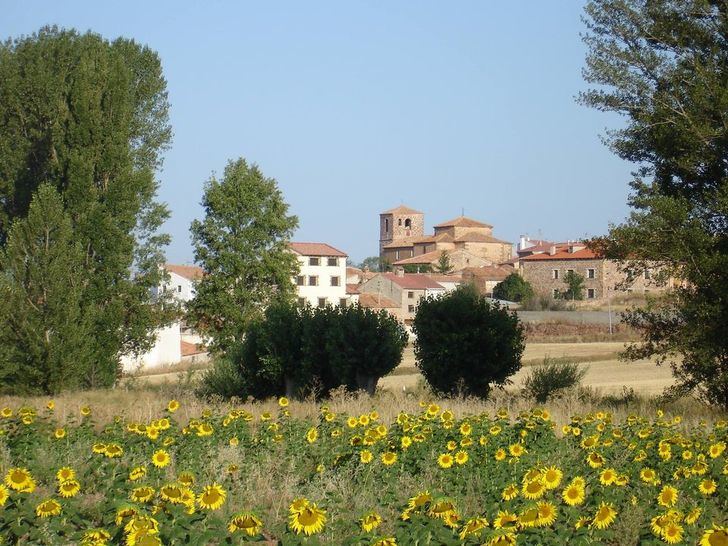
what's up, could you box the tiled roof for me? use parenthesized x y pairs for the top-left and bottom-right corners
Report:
(289, 242), (347, 257)
(434, 216), (492, 229)
(358, 293), (400, 309)
(383, 236), (420, 249)
(521, 247), (599, 261)
(181, 341), (205, 356)
(381, 205), (423, 215)
(517, 241), (567, 255)
(392, 250), (442, 266)
(382, 272), (444, 290)
(346, 283), (361, 295)
(461, 265), (512, 281)
(454, 231), (510, 244)
(346, 266), (363, 275)
(427, 274), (463, 284)
(165, 264), (204, 281)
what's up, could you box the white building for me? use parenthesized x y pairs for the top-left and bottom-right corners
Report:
(290, 242), (348, 307)
(153, 264), (204, 303)
(120, 323), (183, 373)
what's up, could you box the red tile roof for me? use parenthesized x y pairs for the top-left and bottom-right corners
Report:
(181, 341), (205, 356)
(165, 264), (204, 281)
(392, 250), (442, 266)
(382, 273), (444, 290)
(346, 283), (361, 295)
(427, 274), (463, 284)
(521, 247), (599, 261)
(358, 293), (400, 309)
(434, 216), (492, 229)
(381, 205), (423, 215)
(289, 242), (347, 257)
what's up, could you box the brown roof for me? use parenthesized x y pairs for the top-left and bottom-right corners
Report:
(392, 250), (443, 266)
(434, 216), (492, 229)
(165, 264), (204, 281)
(521, 247), (599, 261)
(427, 274), (463, 284)
(461, 265), (512, 281)
(382, 272), (444, 290)
(181, 341), (205, 356)
(346, 266), (363, 275)
(517, 241), (566, 256)
(289, 242), (347, 257)
(346, 283), (361, 295)
(358, 293), (400, 309)
(454, 231), (511, 244)
(381, 205), (423, 215)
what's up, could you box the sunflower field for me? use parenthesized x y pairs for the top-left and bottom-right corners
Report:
(0, 398), (726, 545)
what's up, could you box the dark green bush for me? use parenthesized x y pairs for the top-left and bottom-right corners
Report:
(412, 285), (525, 398)
(202, 300), (408, 399)
(492, 273), (534, 302)
(523, 357), (588, 403)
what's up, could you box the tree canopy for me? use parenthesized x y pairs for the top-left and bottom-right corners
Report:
(0, 26), (174, 388)
(188, 158), (299, 354)
(581, 1), (728, 407)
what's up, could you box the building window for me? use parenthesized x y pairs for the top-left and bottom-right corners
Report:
(408, 291), (414, 299)
(297, 297), (306, 306)
(395, 250), (400, 260)
(552, 288), (560, 298)
(398, 218), (402, 226)
(644, 269), (651, 280)
(587, 288), (596, 299)
(318, 298), (327, 307)
(587, 268), (595, 279)
(552, 270), (559, 280)
(308, 276), (318, 286)
(296, 275), (305, 286)
(327, 257), (337, 267)
(384, 218), (389, 232)
(567, 269), (574, 275)
(309, 257), (320, 266)
(330, 276), (340, 287)
(405, 218), (411, 228)
(339, 298), (347, 307)
(408, 305), (415, 313)
(178, 285), (182, 293)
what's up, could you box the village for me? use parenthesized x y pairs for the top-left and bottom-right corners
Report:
(126, 203), (675, 373)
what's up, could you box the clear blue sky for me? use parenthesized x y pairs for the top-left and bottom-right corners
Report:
(4, 1), (632, 264)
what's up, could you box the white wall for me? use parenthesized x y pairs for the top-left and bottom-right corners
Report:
(294, 255), (348, 306)
(152, 271), (196, 303)
(120, 322), (182, 373)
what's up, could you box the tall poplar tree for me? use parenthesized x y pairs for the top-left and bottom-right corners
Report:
(0, 27), (174, 387)
(188, 158), (299, 354)
(581, 1), (728, 407)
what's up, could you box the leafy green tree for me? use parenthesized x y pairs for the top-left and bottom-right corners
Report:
(359, 256), (384, 272)
(562, 271), (585, 301)
(188, 158), (299, 354)
(581, 1), (728, 407)
(492, 273), (534, 302)
(402, 264), (432, 273)
(434, 250), (454, 274)
(0, 185), (95, 395)
(413, 285), (524, 398)
(0, 27), (173, 387)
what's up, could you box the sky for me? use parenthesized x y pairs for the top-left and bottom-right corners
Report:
(3, 1), (634, 264)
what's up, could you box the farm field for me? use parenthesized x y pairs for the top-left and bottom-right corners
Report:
(0, 394), (726, 545)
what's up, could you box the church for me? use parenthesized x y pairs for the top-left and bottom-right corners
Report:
(379, 205), (513, 271)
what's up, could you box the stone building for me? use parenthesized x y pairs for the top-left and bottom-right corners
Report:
(460, 265), (514, 297)
(356, 271), (446, 322)
(519, 243), (674, 300)
(378, 205), (513, 270)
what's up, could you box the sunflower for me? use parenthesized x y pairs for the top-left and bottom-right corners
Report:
(160, 484), (188, 504)
(709, 442), (726, 458)
(455, 451), (469, 465)
(80, 406), (91, 417)
(197, 483), (226, 510)
(587, 452), (605, 468)
(125, 530), (162, 546)
(306, 428), (318, 443)
(700, 525), (728, 546)
(129, 466), (147, 482)
(124, 514), (159, 535)
(35, 498), (62, 517)
(54, 428), (66, 439)
(278, 396), (289, 408)
(509, 443), (526, 457)
(5, 467), (35, 492)
(495, 449), (507, 461)
(130, 486), (155, 503)
(428, 498), (457, 520)
(56, 467), (76, 483)
(438, 453), (454, 469)
(657, 485), (679, 507)
(518, 506), (540, 528)
(537, 502), (557, 527)
(460, 422), (472, 435)
(542, 466), (562, 489)
(0, 407), (12, 418)
(599, 468), (617, 486)
(228, 511), (263, 536)
(487, 529), (517, 546)
(360, 450), (373, 463)
(698, 479), (717, 496)
(58, 479), (80, 498)
(0, 484), (9, 507)
(685, 507), (701, 525)
(407, 491), (432, 511)
(459, 516), (488, 540)
(92, 443), (107, 454)
(81, 528), (111, 546)
(360, 511), (382, 532)
(104, 443), (123, 458)
(381, 452), (397, 466)
(663, 522), (684, 544)
(522, 479), (546, 500)
(289, 503), (326, 535)
(290, 497), (310, 513)
(640, 468), (660, 484)
(591, 502), (617, 530)
(562, 483), (585, 506)
(502, 484), (519, 501)
(151, 449), (171, 468)
(371, 538), (397, 546)
(493, 510), (518, 529)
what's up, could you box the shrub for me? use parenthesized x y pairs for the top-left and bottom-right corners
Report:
(523, 357), (588, 403)
(197, 356), (250, 399)
(492, 273), (534, 302)
(412, 285), (525, 398)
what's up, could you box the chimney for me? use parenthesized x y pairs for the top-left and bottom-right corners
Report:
(549, 245), (556, 256)
(395, 267), (405, 277)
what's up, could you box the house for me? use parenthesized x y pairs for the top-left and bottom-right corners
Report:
(519, 243), (675, 300)
(460, 265), (513, 296)
(290, 242), (348, 307)
(357, 271), (446, 322)
(153, 264), (204, 303)
(378, 205), (513, 271)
